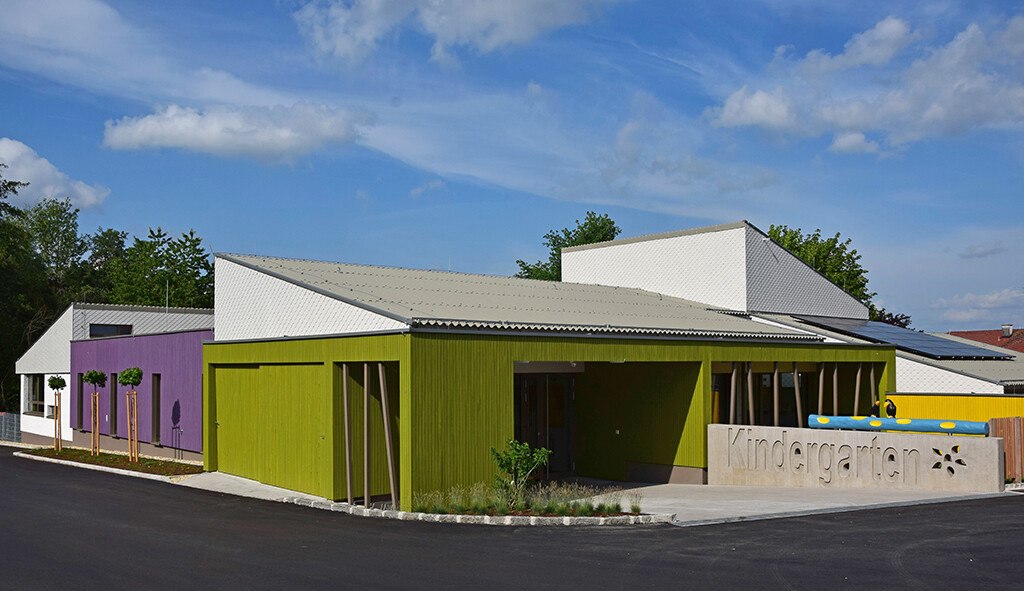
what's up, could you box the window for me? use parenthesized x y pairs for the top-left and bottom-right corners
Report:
(77, 374), (84, 429)
(151, 374), (161, 445)
(24, 375), (45, 415)
(109, 372), (118, 437)
(89, 324), (132, 338)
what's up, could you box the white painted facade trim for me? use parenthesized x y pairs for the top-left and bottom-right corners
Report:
(214, 257), (408, 341)
(562, 226), (749, 311)
(894, 357), (1002, 394)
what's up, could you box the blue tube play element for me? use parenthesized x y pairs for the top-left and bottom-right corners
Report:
(808, 414), (989, 436)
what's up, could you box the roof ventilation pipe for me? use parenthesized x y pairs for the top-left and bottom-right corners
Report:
(1002, 324), (1014, 338)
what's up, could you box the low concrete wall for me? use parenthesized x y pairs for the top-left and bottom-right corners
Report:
(708, 424), (1004, 493)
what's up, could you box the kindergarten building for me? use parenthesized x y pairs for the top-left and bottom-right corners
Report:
(205, 253), (894, 509)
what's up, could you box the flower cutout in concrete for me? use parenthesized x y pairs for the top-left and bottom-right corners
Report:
(931, 445), (967, 477)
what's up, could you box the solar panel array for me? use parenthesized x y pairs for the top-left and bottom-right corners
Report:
(794, 316), (1013, 360)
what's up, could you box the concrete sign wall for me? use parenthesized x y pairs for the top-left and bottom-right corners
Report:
(708, 425), (1004, 493)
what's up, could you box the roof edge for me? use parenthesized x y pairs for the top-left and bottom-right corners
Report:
(561, 220), (749, 253)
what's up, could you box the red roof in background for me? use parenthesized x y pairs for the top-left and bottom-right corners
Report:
(948, 328), (1024, 353)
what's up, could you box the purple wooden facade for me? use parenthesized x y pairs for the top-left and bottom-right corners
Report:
(70, 330), (211, 453)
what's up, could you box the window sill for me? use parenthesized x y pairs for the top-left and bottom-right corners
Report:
(22, 411), (44, 417)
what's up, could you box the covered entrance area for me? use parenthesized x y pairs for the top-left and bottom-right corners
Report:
(513, 360), (706, 485)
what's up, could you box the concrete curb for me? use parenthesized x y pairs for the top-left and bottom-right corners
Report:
(14, 451), (175, 484)
(280, 496), (675, 526)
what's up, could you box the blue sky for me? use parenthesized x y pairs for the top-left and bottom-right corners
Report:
(1, 0), (1022, 331)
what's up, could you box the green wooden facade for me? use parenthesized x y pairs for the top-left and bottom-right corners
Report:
(204, 331), (895, 510)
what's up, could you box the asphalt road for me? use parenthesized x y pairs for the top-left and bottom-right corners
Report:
(2, 446), (1023, 590)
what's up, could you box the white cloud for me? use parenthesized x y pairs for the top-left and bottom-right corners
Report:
(0, 138), (109, 208)
(0, 0), (293, 106)
(294, 0), (620, 63)
(828, 131), (879, 154)
(103, 104), (370, 160)
(713, 86), (794, 130)
(409, 178), (444, 197)
(935, 288), (1024, 323)
(802, 16), (913, 73)
(710, 16), (1024, 147)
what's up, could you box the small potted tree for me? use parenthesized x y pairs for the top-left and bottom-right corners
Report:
(83, 370), (107, 456)
(118, 367), (143, 462)
(47, 376), (66, 451)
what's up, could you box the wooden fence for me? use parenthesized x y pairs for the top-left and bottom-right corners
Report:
(989, 417), (1023, 483)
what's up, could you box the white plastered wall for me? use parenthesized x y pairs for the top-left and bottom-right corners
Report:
(895, 356), (1002, 394)
(215, 257), (408, 341)
(561, 227), (749, 311)
(19, 373), (73, 441)
(744, 227), (869, 319)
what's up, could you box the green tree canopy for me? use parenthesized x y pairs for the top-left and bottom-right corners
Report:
(515, 211), (621, 281)
(768, 224), (911, 327)
(108, 227), (214, 308)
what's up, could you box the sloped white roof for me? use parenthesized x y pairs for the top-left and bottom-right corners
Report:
(219, 253), (818, 341)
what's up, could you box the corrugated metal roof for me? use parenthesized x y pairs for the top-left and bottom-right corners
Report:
(220, 253), (818, 341)
(758, 313), (1024, 385)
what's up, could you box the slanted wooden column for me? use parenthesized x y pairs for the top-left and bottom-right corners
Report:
(817, 363), (825, 415)
(363, 363), (370, 509)
(793, 363), (804, 428)
(378, 363), (398, 509)
(729, 362), (738, 424)
(853, 363), (863, 416)
(746, 363), (755, 425)
(832, 363), (839, 416)
(772, 362), (780, 427)
(342, 364), (353, 505)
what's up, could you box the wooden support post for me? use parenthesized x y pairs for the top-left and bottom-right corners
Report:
(378, 363), (398, 509)
(363, 363), (370, 509)
(832, 363), (839, 416)
(793, 364), (804, 428)
(53, 392), (60, 451)
(772, 362), (780, 427)
(817, 363), (824, 415)
(854, 363), (863, 416)
(132, 391), (139, 461)
(729, 362), (737, 425)
(342, 364), (353, 505)
(746, 363), (755, 426)
(870, 363), (878, 406)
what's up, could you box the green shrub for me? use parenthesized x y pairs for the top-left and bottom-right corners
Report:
(83, 370), (106, 388)
(118, 367), (143, 388)
(47, 375), (67, 391)
(490, 439), (552, 507)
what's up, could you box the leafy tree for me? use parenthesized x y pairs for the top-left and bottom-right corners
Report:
(768, 225), (911, 327)
(108, 227), (214, 308)
(0, 166), (49, 412)
(516, 211), (621, 280)
(80, 227), (128, 303)
(19, 197), (90, 304)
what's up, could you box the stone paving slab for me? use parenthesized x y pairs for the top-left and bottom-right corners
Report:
(176, 471), (322, 502)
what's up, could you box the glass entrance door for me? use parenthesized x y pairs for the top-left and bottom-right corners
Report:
(514, 374), (574, 477)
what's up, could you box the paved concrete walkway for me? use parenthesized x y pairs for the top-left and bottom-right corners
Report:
(616, 483), (1006, 526)
(177, 471), (322, 503)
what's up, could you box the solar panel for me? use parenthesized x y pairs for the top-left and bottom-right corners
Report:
(793, 316), (1013, 360)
